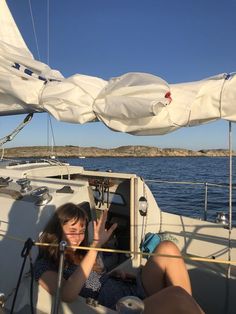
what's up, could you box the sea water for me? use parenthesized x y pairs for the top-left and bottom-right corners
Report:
(68, 156), (236, 224)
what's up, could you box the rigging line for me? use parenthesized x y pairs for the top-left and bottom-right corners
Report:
(0, 147), (4, 160)
(225, 121), (233, 314)
(228, 121), (233, 240)
(47, 114), (49, 148)
(34, 242), (236, 266)
(28, 0), (41, 61)
(0, 233), (25, 243)
(0, 114), (33, 148)
(49, 116), (56, 150)
(47, 0), (50, 65)
(47, 114), (56, 156)
(140, 181), (148, 261)
(10, 238), (34, 314)
(1, 232), (236, 266)
(227, 122), (232, 274)
(46, 1), (57, 157)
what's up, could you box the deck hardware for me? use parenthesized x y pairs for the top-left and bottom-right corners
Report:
(16, 178), (32, 193)
(56, 185), (74, 193)
(116, 296), (144, 313)
(31, 186), (52, 206)
(0, 292), (5, 308)
(86, 298), (99, 307)
(0, 177), (12, 188)
(138, 196), (148, 216)
(215, 212), (228, 225)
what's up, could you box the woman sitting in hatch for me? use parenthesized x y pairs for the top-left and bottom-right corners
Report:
(34, 202), (204, 314)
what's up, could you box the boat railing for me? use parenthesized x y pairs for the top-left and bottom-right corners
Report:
(145, 179), (236, 223)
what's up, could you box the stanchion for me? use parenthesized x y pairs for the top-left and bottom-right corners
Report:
(51, 241), (67, 314)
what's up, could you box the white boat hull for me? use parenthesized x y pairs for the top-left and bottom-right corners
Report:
(0, 160), (235, 313)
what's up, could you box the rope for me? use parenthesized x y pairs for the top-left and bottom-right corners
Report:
(47, 0), (50, 66)
(28, 0), (41, 60)
(29, 254), (35, 314)
(0, 114), (33, 148)
(35, 242), (236, 265)
(0, 233), (25, 243)
(10, 238), (34, 314)
(28, 0), (58, 160)
(47, 114), (57, 158)
(0, 147), (4, 160)
(1, 232), (236, 265)
(225, 121), (233, 314)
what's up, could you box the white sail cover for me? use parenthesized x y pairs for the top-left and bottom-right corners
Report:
(0, 0), (235, 135)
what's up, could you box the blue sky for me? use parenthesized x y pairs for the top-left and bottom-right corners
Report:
(1, 0), (236, 150)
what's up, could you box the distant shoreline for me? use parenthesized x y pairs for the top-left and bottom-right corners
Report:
(3, 146), (235, 158)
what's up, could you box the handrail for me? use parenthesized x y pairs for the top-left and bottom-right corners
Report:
(145, 179), (236, 189)
(145, 178), (235, 222)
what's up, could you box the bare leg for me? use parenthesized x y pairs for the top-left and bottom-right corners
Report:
(141, 241), (192, 296)
(143, 286), (205, 314)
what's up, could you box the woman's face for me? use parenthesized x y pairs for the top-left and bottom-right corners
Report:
(62, 218), (86, 247)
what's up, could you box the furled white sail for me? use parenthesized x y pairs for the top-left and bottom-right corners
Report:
(0, 0), (235, 135)
(0, 0), (32, 58)
(0, 0), (64, 115)
(93, 72), (236, 135)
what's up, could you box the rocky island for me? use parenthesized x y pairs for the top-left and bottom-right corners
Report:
(2, 146), (235, 158)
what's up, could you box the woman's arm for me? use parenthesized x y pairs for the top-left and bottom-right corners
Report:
(62, 210), (117, 301)
(39, 210), (117, 302)
(38, 241), (99, 302)
(61, 241), (99, 302)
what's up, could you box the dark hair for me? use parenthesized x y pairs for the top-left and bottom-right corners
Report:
(38, 202), (89, 265)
